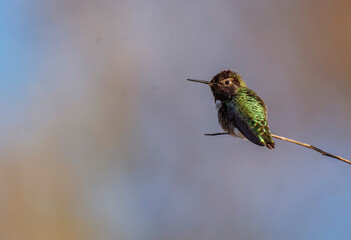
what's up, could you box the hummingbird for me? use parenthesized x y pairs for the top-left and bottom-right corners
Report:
(187, 70), (275, 149)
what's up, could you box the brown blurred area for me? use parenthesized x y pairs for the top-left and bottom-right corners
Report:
(0, 145), (88, 240)
(2, 0), (351, 240)
(296, 0), (351, 122)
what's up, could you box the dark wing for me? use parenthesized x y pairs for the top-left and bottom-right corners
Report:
(230, 89), (274, 148)
(234, 114), (266, 146)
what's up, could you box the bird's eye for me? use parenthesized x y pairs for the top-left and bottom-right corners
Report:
(225, 80), (230, 85)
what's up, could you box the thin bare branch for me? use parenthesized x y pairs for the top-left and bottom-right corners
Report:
(204, 132), (351, 165)
(271, 134), (351, 165)
(204, 133), (229, 136)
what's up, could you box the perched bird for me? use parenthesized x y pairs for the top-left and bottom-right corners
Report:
(187, 70), (275, 149)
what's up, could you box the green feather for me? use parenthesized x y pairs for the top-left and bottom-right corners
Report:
(228, 88), (275, 148)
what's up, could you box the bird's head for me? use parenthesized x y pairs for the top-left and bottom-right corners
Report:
(187, 70), (247, 102)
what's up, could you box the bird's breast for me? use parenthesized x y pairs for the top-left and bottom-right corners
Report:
(217, 102), (245, 139)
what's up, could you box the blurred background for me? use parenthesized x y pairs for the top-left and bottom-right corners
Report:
(1, 0), (351, 239)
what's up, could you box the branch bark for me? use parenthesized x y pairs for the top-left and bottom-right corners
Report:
(204, 132), (351, 165)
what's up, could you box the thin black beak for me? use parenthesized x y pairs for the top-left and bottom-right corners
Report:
(187, 79), (212, 86)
